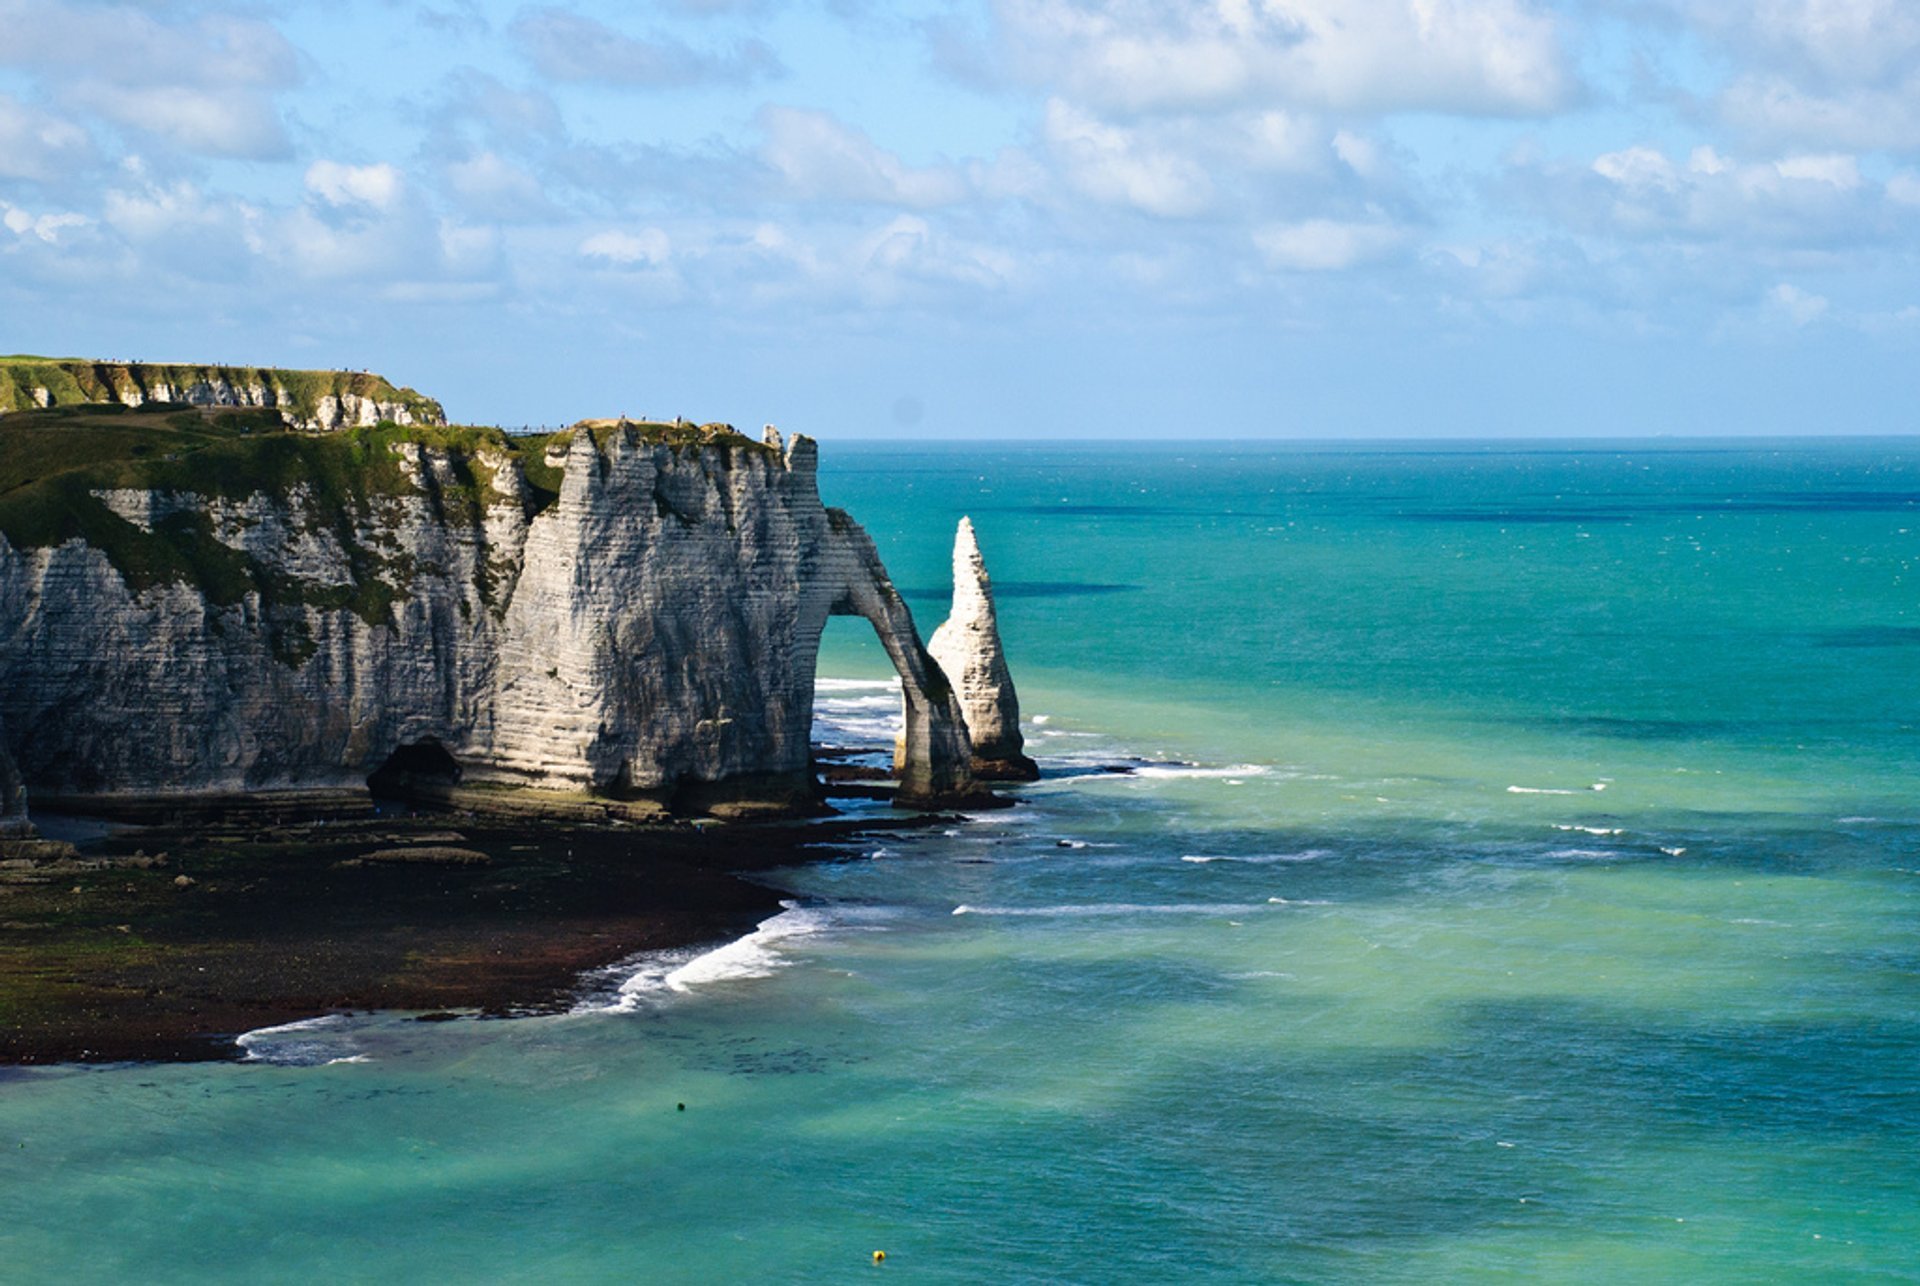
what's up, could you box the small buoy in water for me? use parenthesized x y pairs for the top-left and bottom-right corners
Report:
(872, 1251), (886, 1264)
(677, 1103), (685, 1112)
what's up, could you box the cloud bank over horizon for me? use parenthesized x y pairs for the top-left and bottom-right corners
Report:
(1, 0), (1915, 437)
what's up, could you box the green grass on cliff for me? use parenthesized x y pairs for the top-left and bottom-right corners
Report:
(0, 358), (445, 424)
(0, 407), (781, 642)
(0, 405), (550, 631)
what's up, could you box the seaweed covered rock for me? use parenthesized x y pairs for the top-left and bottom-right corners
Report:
(928, 517), (1040, 781)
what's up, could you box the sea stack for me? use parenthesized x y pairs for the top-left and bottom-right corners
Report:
(928, 517), (1041, 781)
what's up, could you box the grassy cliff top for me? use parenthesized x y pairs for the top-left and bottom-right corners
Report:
(0, 405), (793, 624)
(565, 417), (780, 455)
(0, 358), (446, 424)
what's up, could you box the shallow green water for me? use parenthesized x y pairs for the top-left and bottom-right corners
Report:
(3, 440), (1917, 1281)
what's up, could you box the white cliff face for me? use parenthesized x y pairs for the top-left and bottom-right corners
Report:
(0, 426), (977, 813)
(928, 517), (1039, 781)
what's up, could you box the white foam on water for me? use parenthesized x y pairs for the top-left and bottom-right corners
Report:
(815, 677), (901, 692)
(1181, 849), (1329, 865)
(586, 901), (904, 1011)
(1508, 786), (1579, 795)
(951, 902), (1272, 918)
(1660, 845), (1688, 856)
(1552, 824), (1625, 836)
(1225, 970), (1295, 980)
(1266, 897), (1333, 906)
(813, 677), (906, 746)
(235, 1015), (365, 1067)
(612, 902), (827, 1002)
(1132, 763), (1270, 780)
(1543, 848), (1618, 860)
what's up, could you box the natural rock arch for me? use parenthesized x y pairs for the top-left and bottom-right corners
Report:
(816, 509), (979, 808)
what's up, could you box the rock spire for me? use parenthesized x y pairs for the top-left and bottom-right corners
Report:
(928, 517), (1040, 781)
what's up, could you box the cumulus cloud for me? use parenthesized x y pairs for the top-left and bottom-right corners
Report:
(758, 107), (969, 207)
(1716, 77), (1920, 151)
(1, 200), (89, 244)
(1510, 142), (1899, 248)
(982, 0), (1574, 116)
(306, 162), (406, 212)
(580, 228), (671, 266)
(510, 6), (782, 87)
(1685, 0), (1920, 89)
(0, 0), (297, 158)
(1042, 99), (1214, 216)
(0, 94), (93, 183)
(1669, 0), (1920, 148)
(1766, 281), (1829, 324)
(1254, 217), (1405, 270)
(443, 151), (556, 222)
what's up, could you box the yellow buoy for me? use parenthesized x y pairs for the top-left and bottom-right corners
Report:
(872, 1250), (887, 1264)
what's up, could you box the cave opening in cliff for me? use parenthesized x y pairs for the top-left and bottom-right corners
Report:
(367, 739), (463, 806)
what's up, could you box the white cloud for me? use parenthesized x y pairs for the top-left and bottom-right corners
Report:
(510, 6), (780, 87)
(1716, 76), (1920, 151)
(1, 200), (89, 244)
(444, 152), (555, 222)
(1673, 1), (1920, 148)
(67, 84), (289, 160)
(1568, 143), (1888, 244)
(1767, 281), (1828, 324)
(0, 1), (297, 159)
(305, 162), (406, 212)
(0, 93), (92, 182)
(758, 107), (970, 207)
(855, 215), (1017, 292)
(102, 179), (246, 243)
(1042, 99), (1214, 217)
(1686, 0), (1920, 88)
(580, 228), (671, 266)
(1253, 217), (1405, 270)
(989, 0), (1574, 116)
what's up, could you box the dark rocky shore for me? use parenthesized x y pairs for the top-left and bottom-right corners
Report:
(0, 775), (937, 1066)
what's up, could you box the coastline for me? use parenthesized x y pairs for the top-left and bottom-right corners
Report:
(0, 773), (939, 1066)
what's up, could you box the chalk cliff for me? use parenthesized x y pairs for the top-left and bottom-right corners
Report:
(0, 401), (980, 817)
(0, 360), (444, 432)
(928, 517), (1039, 781)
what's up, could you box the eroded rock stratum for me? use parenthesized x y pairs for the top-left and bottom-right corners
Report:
(0, 372), (985, 823)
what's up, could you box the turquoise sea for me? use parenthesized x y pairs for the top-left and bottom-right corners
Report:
(3, 439), (1918, 1281)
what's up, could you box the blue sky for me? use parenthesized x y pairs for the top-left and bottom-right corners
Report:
(2, 0), (1917, 437)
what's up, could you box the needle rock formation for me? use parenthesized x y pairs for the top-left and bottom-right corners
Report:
(928, 517), (1040, 782)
